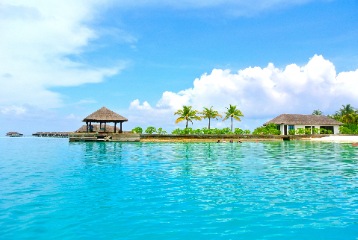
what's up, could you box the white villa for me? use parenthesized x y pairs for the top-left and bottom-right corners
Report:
(264, 114), (343, 135)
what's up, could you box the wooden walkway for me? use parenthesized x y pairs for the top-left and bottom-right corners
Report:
(32, 132), (70, 138)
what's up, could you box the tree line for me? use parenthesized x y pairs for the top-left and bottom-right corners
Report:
(132, 104), (358, 135)
(314, 104), (358, 134)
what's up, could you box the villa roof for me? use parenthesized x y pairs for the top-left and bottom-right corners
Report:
(264, 114), (342, 126)
(82, 107), (128, 123)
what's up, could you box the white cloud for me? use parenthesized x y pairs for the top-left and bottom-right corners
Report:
(0, 105), (27, 115)
(0, 0), (124, 112)
(130, 99), (152, 110)
(129, 55), (358, 131)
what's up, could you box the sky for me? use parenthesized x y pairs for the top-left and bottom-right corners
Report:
(1, 0), (358, 135)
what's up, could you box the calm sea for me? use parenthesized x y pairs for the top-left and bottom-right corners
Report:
(1, 137), (357, 239)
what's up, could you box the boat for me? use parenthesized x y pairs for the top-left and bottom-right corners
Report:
(6, 132), (24, 137)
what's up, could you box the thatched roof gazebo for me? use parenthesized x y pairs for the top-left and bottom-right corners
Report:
(83, 107), (128, 133)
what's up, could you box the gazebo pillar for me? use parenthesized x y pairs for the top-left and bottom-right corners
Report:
(86, 122), (89, 132)
(119, 122), (123, 133)
(114, 122), (117, 133)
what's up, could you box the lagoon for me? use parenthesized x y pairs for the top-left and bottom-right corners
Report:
(1, 137), (357, 239)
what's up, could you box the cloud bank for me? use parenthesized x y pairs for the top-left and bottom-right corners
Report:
(0, 0), (123, 113)
(130, 55), (358, 130)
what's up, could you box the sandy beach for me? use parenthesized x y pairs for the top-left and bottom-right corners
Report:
(309, 135), (358, 143)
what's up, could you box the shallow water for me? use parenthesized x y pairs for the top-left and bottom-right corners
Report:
(1, 137), (358, 239)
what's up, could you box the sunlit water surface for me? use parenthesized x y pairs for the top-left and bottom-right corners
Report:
(1, 137), (357, 239)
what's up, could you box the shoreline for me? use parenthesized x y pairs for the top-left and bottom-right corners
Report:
(140, 134), (358, 143)
(306, 135), (358, 143)
(27, 132), (358, 143)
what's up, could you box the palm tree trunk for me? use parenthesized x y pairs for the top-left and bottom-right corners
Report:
(231, 116), (233, 132)
(186, 120), (188, 128)
(208, 118), (211, 129)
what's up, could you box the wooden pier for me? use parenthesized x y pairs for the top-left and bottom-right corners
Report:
(32, 132), (70, 138)
(69, 132), (140, 142)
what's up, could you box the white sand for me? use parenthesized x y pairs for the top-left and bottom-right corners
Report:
(309, 135), (358, 143)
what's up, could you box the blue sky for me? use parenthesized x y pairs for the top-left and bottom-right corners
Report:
(1, 0), (358, 135)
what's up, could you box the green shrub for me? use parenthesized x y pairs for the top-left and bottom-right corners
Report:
(193, 128), (203, 135)
(220, 127), (233, 134)
(296, 128), (305, 135)
(145, 126), (156, 134)
(234, 128), (244, 135)
(157, 128), (167, 134)
(172, 128), (181, 134)
(243, 129), (251, 134)
(253, 124), (280, 135)
(288, 129), (295, 135)
(132, 126), (143, 134)
(339, 124), (358, 134)
(312, 128), (320, 134)
(304, 128), (312, 135)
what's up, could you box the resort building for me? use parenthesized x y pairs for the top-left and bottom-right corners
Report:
(264, 114), (342, 135)
(82, 106), (128, 133)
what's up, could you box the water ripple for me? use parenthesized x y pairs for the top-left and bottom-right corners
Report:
(1, 139), (358, 239)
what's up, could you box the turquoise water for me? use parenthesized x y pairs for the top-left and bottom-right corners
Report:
(1, 138), (358, 239)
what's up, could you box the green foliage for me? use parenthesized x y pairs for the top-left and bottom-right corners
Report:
(234, 128), (251, 135)
(339, 124), (358, 134)
(201, 106), (222, 129)
(145, 126), (157, 134)
(331, 104), (358, 124)
(312, 109), (323, 115)
(131, 126), (143, 134)
(171, 127), (250, 135)
(252, 123), (280, 135)
(219, 127), (232, 134)
(312, 128), (320, 134)
(234, 128), (244, 135)
(157, 128), (167, 135)
(295, 128), (305, 135)
(288, 129), (296, 135)
(223, 104), (244, 132)
(172, 128), (182, 135)
(305, 128), (312, 135)
(319, 128), (332, 134)
(174, 106), (201, 128)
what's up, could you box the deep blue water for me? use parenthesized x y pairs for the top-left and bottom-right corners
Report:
(1, 137), (358, 239)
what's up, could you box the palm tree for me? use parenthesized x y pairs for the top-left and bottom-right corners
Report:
(223, 104), (244, 132)
(338, 104), (355, 116)
(174, 106), (201, 128)
(342, 112), (358, 124)
(201, 106), (222, 129)
(333, 104), (357, 123)
(312, 109), (322, 115)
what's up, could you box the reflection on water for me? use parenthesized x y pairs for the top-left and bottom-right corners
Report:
(1, 138), (358, 239)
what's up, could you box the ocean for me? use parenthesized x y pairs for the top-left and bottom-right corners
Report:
(1, 137), (357, 239)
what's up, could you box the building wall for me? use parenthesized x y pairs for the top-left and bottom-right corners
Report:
(279, 124), (340, 135)
(334, 125), (340, 134)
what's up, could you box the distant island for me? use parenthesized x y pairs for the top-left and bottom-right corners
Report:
(6, 132), (23, 137)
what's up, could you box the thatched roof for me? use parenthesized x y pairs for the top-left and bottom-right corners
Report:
(264, 114), (342, 126)
(83, 107), (128, 123)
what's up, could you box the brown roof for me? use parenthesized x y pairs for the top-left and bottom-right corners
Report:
(83, 107), (128, 122)
(264, 114), (342, 126)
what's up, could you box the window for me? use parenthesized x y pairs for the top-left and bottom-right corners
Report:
(288, 125), (294, 130)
